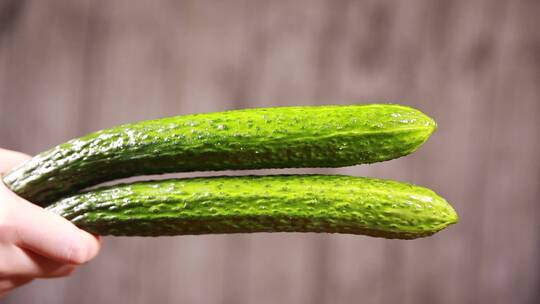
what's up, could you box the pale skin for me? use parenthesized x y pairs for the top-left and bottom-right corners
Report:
(0, 148), (101, 298)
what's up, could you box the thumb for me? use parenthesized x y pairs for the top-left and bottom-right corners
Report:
(0, 148), (31, 173)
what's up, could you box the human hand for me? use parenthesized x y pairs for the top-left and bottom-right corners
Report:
(0, 148), (101, 298)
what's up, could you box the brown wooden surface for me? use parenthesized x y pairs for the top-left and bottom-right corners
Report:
(1, 0), (539, 303)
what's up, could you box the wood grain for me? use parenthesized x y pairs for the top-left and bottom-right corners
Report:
(1, 0), (539, 303)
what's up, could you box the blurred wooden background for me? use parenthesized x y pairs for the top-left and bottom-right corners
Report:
(1, 0), (539, 303)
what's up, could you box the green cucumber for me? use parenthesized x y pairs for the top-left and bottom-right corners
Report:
(46, 175), (457, 239)
(3, 104), (437, 206)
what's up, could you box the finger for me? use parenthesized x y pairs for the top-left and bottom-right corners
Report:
(0, 243), (76, 278)
(0, 148), (31, 173)
(0, 277), (33, 298)
(12, 202), (101, 265)
(0, 184), (101, 265)
(23, 250), (76, 278)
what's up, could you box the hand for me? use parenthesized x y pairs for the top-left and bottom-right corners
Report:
(0, 148), (101, 298)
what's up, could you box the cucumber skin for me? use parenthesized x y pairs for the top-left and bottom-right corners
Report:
(46, 175), (458, 239)
(3, 104), (436, 206)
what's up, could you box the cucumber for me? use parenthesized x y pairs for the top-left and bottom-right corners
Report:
(46, 175), (458, 239)
(3, 104), (436, 206)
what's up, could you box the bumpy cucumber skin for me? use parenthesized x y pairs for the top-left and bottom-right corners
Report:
(46, 175), (458, 239)
(4, 104), (436, 206)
